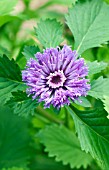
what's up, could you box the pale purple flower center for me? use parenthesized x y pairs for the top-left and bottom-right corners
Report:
(46, 70), (66, 88)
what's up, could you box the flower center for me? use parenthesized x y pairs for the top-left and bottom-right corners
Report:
(46, 70), (66, 89)
(51, 75), (61, 84)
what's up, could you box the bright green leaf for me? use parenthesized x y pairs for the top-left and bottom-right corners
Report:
(35, 19), (63, 48)
(102, 96), (109, 115)
(22, 46), (40, 61)
(38, 124), (92, 169)
(97, 46), (109, 63)
(0, 15), (17, 27)
(68, 106), (109, 170)
(0, 0), (18, 16)
(87, 61), (108, 76)
(7, 91), (38, 117)
(66, 0), (109, 54)
(0, 105), (31, 168)
(88, 77), (109, 100)
(0, 55), (25, 104)
(104, 0), (109, 4)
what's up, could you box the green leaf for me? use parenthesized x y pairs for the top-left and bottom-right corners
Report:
(29, 154), (71, 170)
(87, 61), (108, 76)
(0, 55), (25, 104)
(2, 168), (29, 170)
(104, 0), (109, 4)
(22, 46), (40, 61)
(0, 46), (10, 57)
(67, 106), (109, 170)
(74, 96), (92, 107)
(48, 0), (76, 6)
(38, 124), (92, 169)
(0, 0), (18, 16)
(102, 96), (109, 115)
(35, 19), (63, 48)
(0, 105), (31, 168)
(7, 91), (38, 117)
(66, 0), (109, 54)
(97, 46), (109, 63)
(0, 15), (17, 27)
(88, 77), (109, 100)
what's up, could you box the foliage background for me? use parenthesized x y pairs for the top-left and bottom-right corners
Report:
(0, 0), (109, 170)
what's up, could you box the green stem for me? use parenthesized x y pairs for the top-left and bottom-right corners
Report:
(64, 107), (70, 128)
(36, 106), (64, 125)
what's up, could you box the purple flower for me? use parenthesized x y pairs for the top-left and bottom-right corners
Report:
(22, 45), (90, 109)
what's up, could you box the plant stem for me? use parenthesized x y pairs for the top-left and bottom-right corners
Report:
(35, 106), (64, 125)
(64, 107), (70, 128)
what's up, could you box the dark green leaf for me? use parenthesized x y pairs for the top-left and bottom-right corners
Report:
(68, 106), (109, 170)
(0, 105), (31, 168)
(2, 168), (29, 170)
(7, 91), (38, 116)
(0, 55), (25, 104)
(29, 154), (71, 170)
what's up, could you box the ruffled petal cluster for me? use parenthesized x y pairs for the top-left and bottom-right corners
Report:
(22, 45), (90, 108)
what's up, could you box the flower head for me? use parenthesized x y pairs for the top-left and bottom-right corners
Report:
(22, 45), (90, 109)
